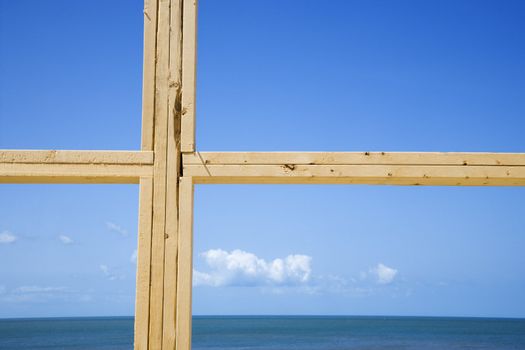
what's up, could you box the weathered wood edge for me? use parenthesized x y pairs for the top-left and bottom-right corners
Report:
(184, 152), (525, 166)
(0, 150), (153, 165)
(180, 0), (198, 152)
(141, 0), (159, 151)
(0, 163), (152, 184)
(185, 164), (525, 186)
(175, 176), (194, 350)
(135, 177), (154, 350)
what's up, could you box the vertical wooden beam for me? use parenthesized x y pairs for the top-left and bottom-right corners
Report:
(138, 1), (190, 348)
(135, 177), (154, 350)
(181, 0), (198, 152)
(148, 0), (176, 348)
(141, 0), (158, 151)
(137, 0), (159, 349)
(175, 177), (195, 350)
(162, 0), (184, 348)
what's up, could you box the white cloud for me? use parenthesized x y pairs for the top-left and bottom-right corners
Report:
(193, 249), (312, 287)
(58, 235), (73, 245)
(99, 264), (123, 281)
(130, 249), (138, 264)
(192, 248), (400, 295)
(0, 285), (94, 304)
(0, 231), (17, 244)
(100, 264), (110, 275)
(193, 270), (217, 286)
(370, 263), (398, 285)
(105, 222), (127, 236)
(2, 285), (68, 303)
(13, 286), (68, 293)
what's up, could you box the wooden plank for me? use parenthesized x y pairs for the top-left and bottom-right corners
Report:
(141, 0), (159, 151)
(0, 163), (152, 184)
(180, 0), (198, 152)
(162, 0), (184, 347)
(134, 177), (154, 350)
(0, 150), (153, 165)
(175, 177), (195, 350)
(185, 164), (525, 186)
(148, 0), (171, 346)
(184, 152), (525, 167)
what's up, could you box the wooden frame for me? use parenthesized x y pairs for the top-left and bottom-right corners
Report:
(184, 152), (525, 186)
(0, 0), (524, 349)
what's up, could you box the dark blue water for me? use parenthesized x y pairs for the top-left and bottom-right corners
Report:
(0, 317), (133, 350)
(0, 316), (524, 349)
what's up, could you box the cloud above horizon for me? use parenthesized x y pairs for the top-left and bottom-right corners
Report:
(370, 263), (398, 285)
(193, 248), (401, 298)
(0, 285), (93, 304)
(99, 264), (124, 281)
(13, 286), (68, 294)
(194, 249), (312, 287)
(58, 235), (73, 245)
(0, 231), (17, 244)
(105, 222), (127, 236)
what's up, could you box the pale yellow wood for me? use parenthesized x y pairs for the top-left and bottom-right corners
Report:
(141, 0), (159, 151)
(148, 0), (171, 347)
(175, 177), (194, 350)
(185, 164), (525, 186)
(0, 150), (153, 165)
(135, 177), (154, 350)
(184, 152), (525, 166)
(162, 0), (184, 347)
(0, 163), (152, 184)
(180, 0), (198, 152)
(138, 1), (161, 347)
(161, 153), (180, 350)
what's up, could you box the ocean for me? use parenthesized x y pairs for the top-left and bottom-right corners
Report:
(0, 316), (524, 349)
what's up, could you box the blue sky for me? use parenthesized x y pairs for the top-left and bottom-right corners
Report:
(0, 0), (524, 318)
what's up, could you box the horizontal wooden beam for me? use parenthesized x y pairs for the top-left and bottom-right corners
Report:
(185, 164), (525, 186)
(0, 150), (153, 184)
(184, 152), (525, 166)
(183, 152), (525, 186)
(3, 150), (525, 185)
(0, 150), (154, 164)
(0, 163), (153, 184)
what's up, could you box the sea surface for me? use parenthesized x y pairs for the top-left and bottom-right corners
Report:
(0, 316), (524, 349)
